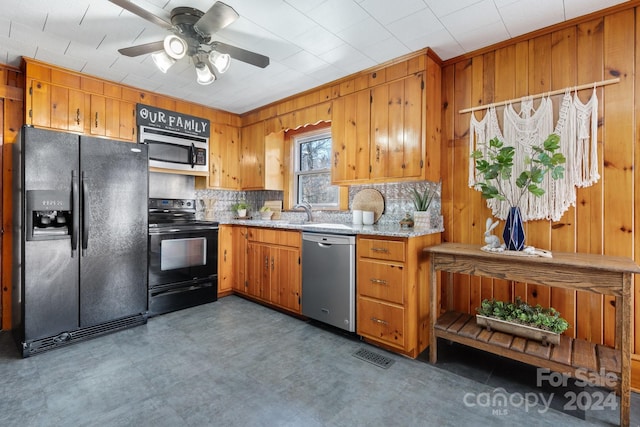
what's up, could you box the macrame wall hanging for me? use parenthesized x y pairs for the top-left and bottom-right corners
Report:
(465, 79), (618, 222)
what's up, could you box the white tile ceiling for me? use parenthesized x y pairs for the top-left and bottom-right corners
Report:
(0, 0), (629, 114)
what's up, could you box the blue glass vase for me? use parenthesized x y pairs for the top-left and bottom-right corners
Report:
(502, 206), (525, 251)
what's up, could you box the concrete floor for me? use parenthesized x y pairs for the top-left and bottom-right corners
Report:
(1, 295), (637, 426)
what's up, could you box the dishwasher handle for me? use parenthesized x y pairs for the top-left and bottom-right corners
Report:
(302, 232), (355, 246)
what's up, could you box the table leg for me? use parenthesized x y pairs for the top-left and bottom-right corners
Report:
(429, 260), (438, 364)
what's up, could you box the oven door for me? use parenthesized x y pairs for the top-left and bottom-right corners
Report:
(148, 226), (218, 288)
(148, 226), (218, 316)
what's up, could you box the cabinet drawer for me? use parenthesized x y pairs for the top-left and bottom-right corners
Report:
(357, 297), (405, 349)
(357, 259), (404, 304)
(358, 238), (405, 262)
(247, 227), (300, 247)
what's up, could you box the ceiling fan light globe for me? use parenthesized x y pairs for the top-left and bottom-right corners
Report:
(209, 51), (231, 74)
(151, 51), (176, 73)
(195, 63), (216, 85)
(164, 34), (187, 60)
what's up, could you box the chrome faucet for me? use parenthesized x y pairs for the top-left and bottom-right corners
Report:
(293, 202), (313, 222)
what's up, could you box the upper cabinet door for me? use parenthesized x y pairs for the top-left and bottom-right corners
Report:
(240, 121), (283, 191)
(89, 94), (106, 136)
(402, 72), (425, 178)
(207, 123), (241, 190)
(371, 72), (424, 180)
(28, 80), (51, 128)
(240, 121), (265, 189)
(370, 83), (390, 179)
(332, 72), (425, 184)
(29, 80), (87, 134)
(67, 88), (86, 133)
(104, 99), (135, 142)
(331, 90), (370, 184)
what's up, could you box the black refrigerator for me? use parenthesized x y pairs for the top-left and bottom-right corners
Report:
(12, 126), (149, 357)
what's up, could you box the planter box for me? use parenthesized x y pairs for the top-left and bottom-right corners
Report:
(476, 314), (560, 346)
(413, 211), (430, 228)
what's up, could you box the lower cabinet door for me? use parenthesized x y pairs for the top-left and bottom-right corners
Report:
(357, 297), (405, 350)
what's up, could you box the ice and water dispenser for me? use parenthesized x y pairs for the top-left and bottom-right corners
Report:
(26, 190), (72, 241)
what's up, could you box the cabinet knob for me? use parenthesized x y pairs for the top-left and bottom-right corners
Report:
(94, 112), (99, 128)
(76, 108), (81, 125)
(370, 278), (388, 285)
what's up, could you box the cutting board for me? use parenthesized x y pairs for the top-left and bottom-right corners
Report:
(352, 189), (384, 223)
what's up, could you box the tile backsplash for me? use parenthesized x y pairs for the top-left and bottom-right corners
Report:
(195, 180), (441, 227)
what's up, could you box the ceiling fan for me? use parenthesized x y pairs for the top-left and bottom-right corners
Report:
(109, 0), (269, 85)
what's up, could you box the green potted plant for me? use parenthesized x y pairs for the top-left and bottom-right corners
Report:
(410, 184), (437, 228)
(470, 133), (566, 250)
(476, 297), (570, 345)
(231, 200), (249, 218)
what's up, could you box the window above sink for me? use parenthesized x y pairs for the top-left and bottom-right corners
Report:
(293, 126), (338, 209)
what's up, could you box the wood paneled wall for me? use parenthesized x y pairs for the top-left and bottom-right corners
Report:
(440, 4), (640, 383)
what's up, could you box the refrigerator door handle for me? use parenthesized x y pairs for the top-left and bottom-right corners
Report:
(81, 171), (90, 255)
(71, 170), (79, 257)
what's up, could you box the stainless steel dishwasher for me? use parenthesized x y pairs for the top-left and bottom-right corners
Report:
(302, 232), (356, 332)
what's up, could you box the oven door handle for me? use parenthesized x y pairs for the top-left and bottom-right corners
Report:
(149, 226), (219, 235)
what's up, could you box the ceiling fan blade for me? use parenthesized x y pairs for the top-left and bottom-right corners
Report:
(194, 2), (239, 37)
(212, 42), (270, 68)
(118, 41), (164, 57)
(109, 0), (172, 30)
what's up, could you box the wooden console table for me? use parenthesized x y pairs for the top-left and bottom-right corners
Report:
(424, 243), (640, 427)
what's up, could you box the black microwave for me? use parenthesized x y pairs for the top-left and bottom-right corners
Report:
(139, 126), (208, 173)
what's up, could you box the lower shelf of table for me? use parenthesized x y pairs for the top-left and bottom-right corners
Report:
(434, 311), (621, 391)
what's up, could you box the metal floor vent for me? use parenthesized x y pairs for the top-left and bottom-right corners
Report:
(352, 348), (395, 369)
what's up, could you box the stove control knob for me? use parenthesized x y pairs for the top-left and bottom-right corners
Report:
(186, 201), (191, 207)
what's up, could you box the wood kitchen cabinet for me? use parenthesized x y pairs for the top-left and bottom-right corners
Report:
(27, 81), (136, 142)
(370, 72), (424, 180)
(331, 72), (426, 184)
(217, 225), (234, 297)
(331, 89), (370, 183)
(198, 123), (242, 190)
(243, 228), (301, 314)
(240, 121), (284, 190)
(356, 233), (440, 358)
(231, 226), (247, 293)
(29, 80), (85, 133)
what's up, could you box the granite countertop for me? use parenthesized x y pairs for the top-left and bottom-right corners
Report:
(219, 218), (443, 238)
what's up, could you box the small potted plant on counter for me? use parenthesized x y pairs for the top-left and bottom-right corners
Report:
(232, 200), (249, 218)
(476, 297), (569, 346)
(410, 184), (436, 228)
